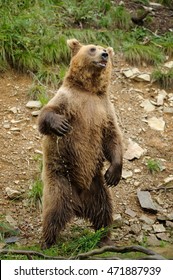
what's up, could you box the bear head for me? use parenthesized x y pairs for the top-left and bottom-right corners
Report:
(67, 38), (114, 70)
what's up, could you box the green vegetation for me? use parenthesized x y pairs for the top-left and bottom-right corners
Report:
(28, 154), (43, 207)
(146, 158), (162, 174)
(0, 0), (172, 88)
(28, 178), (43, 208)
(0, 220), (18, 242)
(151, 68), (173, 89)
(0, 226), (109, 259)
(123, 43), (164, 66)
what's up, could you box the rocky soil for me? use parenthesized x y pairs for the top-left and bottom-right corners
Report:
(0, 1), (173, 258)
(0, 52), (173, 257)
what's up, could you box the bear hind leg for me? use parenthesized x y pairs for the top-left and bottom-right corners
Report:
(42, 178), (73, 249)
(82, 173), (114, 245)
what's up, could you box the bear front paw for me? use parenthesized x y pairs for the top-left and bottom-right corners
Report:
(104, 163), (122, 187)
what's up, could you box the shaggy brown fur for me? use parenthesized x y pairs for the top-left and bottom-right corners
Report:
(38, 39), (123, 248)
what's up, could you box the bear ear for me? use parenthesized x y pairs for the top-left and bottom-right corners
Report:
(106, 47), (114, 62)
(67, 39), (82, 56)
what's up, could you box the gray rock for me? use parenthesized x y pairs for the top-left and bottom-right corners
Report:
(31, 110), (40, 116)
(142, 224), (152, 231)
(130, 223), (141, 234)
(124, 139), (146, 160)
(5, 187), (22, 199)
(147, 234), (160, 246)
(148, 117), (165, 131)
(137, 190), (157, 212)
(5, 236), (20, 244)
(10, 127), (21, 132)
(139, 214), (156, 225)
(122, 170), (133, 179)
(163, 107), (173, 114)
(5, 215), (18, 228)
(156, 232), (170, 241)
(125, 208), (137, 218)
(157, 214), (167, 221)
(122, 68), (140, 78)
(140, 99), (155, 112)
(113, 214), (123, 228)
(164, 61), (173, 69)
(156, 90), (167, 106)
(9, 107), (18, 114)
(134, 73), (150, 82)
(167, 212), (173, 220)
(26, 100), (42, 109)
(166, 221), (173, 228)
(153, 224), (166, 233)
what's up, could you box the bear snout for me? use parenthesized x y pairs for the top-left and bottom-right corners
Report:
(101, 52), (108, 61)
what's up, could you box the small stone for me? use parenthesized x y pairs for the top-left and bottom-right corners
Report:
(122, 68), (140, 78)
(167, 212), (173, 220)
(140, 99), (155, 112)
(134, 73), (150, 82)
(137, 190), (157, 212)
(147, 234), (160, 246)
(5, 215), (18, 228)
(5, 236), (20, 244)
(130, 223), (141, 234)
(113, 214), (123, 228)
(139, 214), (155, 225)
(157, 215), (167, 221)
(9, 107), (18, 114)
(10, 127), (21, 132)
(156, 91), (167, 106)
(124, 139), (146, 160)
(164, 61), (173, 69)
(3, 123), (10, 129)
(26, 100), (42, 109)
(142, 224), (152, 231)
(153, 224), (166, 233)
(148, 117), (165, 131)
(156, 233), (170, 241)
(164, 176), (173, 184)
(5, 187), (22, 199)
(125, 208), (137, 218)
(122, 170), (133, 179)
(31, 110), (40, 116)
(163, 107), (173, 114)
(166, 221), (173, 228)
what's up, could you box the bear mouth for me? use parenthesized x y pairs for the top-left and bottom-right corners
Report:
(93, 61), (107, 68)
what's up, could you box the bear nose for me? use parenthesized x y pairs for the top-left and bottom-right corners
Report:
(101, 52), (108, 60)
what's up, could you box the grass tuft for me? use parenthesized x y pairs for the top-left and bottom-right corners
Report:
(151, 68), (173, 89)
(146, 158), (162, 174)
(123, 43), (165, 65)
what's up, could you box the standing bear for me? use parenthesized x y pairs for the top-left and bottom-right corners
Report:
(38, 39), (123, 249)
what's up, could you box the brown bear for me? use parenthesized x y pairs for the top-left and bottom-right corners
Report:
(38, 39), (123, 249)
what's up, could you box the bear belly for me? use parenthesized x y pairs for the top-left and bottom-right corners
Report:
(56, 127), (104, 190)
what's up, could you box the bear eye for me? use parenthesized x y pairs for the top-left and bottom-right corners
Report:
(90, 47), (96, 52)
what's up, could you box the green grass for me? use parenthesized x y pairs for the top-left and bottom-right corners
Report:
(0, 0), (172, 85)
(0, 226), (109, 259)
(123, 43), (165, 65)
(28, 178), (43, 208)
(0, 221), (18, 242)
(146, 158), (162, 174)
(151, 68), (173, 89)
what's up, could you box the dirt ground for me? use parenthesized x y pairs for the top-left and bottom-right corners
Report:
(0, 53), (172, 248)
(0, 1), (173, 253)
